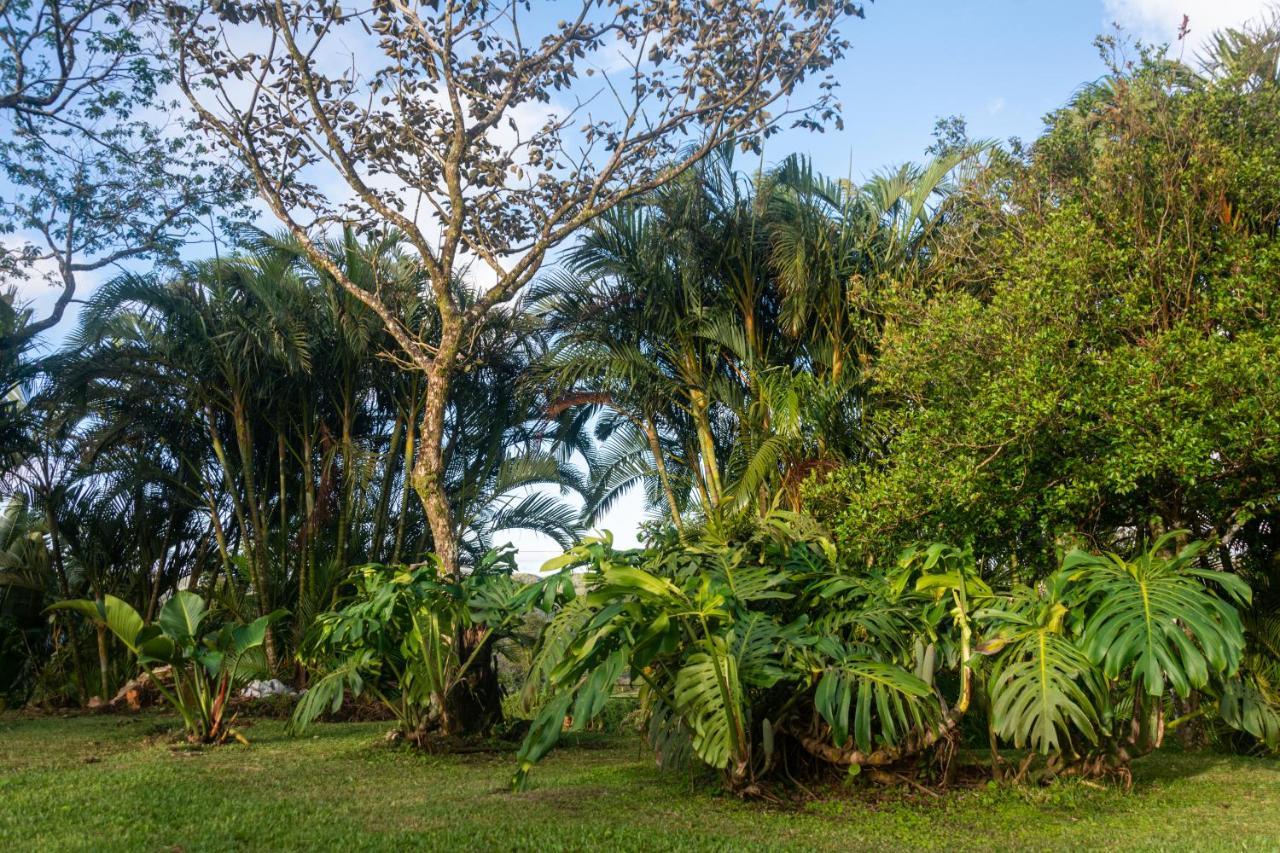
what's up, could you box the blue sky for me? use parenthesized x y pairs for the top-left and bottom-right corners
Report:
(766, 0), (1110, 179)
(758, 0), (1272, 179)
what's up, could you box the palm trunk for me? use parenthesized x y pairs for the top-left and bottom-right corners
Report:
(201, 485), (233, 594)
(144, 508), (178, 622)
(277, 430), (289, 590)
(371, 412), (404, 562)
(301, 418), (317, 610)
(230, 399), (277, 669)
(44, 503), (89, 703)
(393, 413), (415, 564)
(186, 527), (214, 592)
(643, 415), (682, 531)
(95, 623), (110, 700)
(690, 391), (722, 509)
(335, 383), (355, 570)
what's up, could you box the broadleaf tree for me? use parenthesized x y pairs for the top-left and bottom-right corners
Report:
(0, 0), (248, 349)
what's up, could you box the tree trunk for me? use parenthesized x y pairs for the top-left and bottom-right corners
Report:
(371, 412), (404, 562)
(689, 390), (722, 509)
(95, 622), (110, 700)
(231, 400), (277, 669)
(412, 353), (460, 577)
(643, 415), (683, 532)
(44, 503), (88, 703)
(441, 626), (504, 736)
(409, 327), (505, 736)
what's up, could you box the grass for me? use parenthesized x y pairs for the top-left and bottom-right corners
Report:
(1, 713), (1279, 851)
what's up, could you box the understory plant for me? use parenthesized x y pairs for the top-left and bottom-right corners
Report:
(513, 522), (975, 793)
(514, 527), (1255, 791)
(50, 592), (283, 743)
(978, 533), (1251, 782)
(291, 548), (557, 740)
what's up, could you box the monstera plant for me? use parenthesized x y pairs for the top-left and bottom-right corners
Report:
(513, 524), (965, 793)
(515, 528), (1254, 791)
(290, 549), (550, 741)
(976, 532), (1251, 781)
(50, 592), (283, 744)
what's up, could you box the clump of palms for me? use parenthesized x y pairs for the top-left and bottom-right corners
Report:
(534, 144), (980, 530)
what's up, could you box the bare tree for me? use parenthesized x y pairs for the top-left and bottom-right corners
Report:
(169, 0), (863, 576)
(0, 0), (247, 349)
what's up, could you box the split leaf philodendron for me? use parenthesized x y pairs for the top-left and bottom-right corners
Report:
(514, 527), (1253, 789)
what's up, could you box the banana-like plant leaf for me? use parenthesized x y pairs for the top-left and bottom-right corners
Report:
(570, 648), (627, 729)
(138, 632), (178, 665)
(513, 692), (574, 789)
(232, 610), (285, 654)
(158, 591), (208, 645)
(1220, 676), (1280, 749)
(48, 595), (145, 652)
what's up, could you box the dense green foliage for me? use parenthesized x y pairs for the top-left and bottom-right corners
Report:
(3, 12), (1280, 825)
(513, 526), (957, 792)
(814, 40), (1280, 580)
(801, 36), (1280, 759)
(513, 527), (1252, 790)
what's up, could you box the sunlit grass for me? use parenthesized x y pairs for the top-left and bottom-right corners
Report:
(2, 713), (1278, 851)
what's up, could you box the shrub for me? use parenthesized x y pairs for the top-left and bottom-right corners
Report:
(290, 550), (564, 741)
(514, 526), (1257, 791)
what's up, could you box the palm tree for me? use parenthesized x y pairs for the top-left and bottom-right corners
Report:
(1198, 13), (1280, 89)
(536, 145), (979, 528)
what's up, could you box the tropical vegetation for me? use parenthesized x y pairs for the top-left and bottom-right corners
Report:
(2, 4), (1280, 845)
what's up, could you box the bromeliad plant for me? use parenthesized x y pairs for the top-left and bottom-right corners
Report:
(49, 592), (283, 744)
(291, 549), (556, 741)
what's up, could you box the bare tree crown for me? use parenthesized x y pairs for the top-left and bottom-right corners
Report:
(172, 0), (861, 362)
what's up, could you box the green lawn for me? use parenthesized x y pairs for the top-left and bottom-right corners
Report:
(2, 713), (1279, 851)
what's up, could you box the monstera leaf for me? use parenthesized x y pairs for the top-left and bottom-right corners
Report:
(675, 638), (747, 771)
(813, 641), (937, 753)
(982, 593), (1107, 754)
(1065, 533), (1250, 697)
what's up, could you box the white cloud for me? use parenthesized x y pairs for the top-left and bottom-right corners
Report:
(986, 96), (1006, 116)
(1103, 0), (1275, 51)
